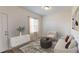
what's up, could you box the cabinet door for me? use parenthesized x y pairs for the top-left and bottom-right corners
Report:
(0, 13), (8, 52)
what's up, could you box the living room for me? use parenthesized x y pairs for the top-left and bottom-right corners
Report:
(0, 6), (79, 53)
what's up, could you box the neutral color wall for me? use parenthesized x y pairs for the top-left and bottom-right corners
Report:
(72, 7), (78, 16)
(43, 11), (72, 37)
(0, 7), (42, 38)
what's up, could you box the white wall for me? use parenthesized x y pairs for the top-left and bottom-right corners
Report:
(0, 7), (42, 38)
(72, 6), (78, 16)
(43, 11), (72, 37)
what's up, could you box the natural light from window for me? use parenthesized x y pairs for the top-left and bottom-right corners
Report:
(29, 17), (39, 34)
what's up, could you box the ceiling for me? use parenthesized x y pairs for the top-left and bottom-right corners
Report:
(22, 6), (73, 16)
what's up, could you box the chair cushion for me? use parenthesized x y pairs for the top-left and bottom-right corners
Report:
(54, 39), (77, 50)
(65, 35), (76, 49)
(69, 39), (77, 48)
(54, 39), (66, 50)
(54, 38), (77, 53)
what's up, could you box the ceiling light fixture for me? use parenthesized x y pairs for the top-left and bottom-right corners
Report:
(42, 6), (52, 10)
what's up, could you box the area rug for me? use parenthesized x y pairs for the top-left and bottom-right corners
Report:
(20, 39), (57, 53)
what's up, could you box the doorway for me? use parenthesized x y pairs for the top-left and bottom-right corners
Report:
(0, 13), (8, 52)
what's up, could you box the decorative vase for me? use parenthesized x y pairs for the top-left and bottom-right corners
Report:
(20, 32), (22, 36)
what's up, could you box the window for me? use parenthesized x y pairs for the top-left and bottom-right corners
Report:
(29, 17), (39, 33)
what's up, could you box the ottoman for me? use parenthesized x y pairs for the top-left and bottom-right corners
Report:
(40, 37), (52, 49)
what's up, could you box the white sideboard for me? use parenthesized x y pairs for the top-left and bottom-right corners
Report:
(10, 35), (30, 48)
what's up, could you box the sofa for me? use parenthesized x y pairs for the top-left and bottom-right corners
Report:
(46, 31), (58, 41)
(54, 38), (78, 53)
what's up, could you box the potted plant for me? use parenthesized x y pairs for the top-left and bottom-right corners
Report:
(17, 26), (25, 36)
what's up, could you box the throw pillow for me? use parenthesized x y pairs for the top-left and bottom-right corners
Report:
(65, 40), (71, 49)
(67, 35), (74, 42)
(65, 35), (69, 42)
